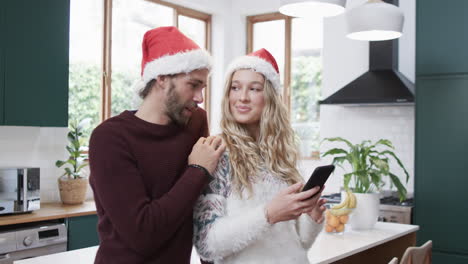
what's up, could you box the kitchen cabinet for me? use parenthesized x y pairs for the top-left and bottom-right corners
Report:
(416, 0), (468, 75)
(415, 0), (468, 262)
(415, 76), (468, 253)
(0, 3), (4, 125)
(1, 0), (69, 127)
(433, 251), (468, 264)
(67, 215), (100, 251)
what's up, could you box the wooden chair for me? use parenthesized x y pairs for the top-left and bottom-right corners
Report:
(388, 257), (399, 264)
(400, 240), (432, 264)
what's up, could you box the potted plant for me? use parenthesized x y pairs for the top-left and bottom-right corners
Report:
(55, 118), (91, 205)
(322, 137), (410, 230)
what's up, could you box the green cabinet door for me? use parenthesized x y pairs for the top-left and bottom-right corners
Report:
(416, 0), (468, 75)
(415, 76), (468, 253)
(433, 251), (468, 264)
(67, 215), (100, 251)
(3, 0), (69, 127)
(0, 3), (4, 125)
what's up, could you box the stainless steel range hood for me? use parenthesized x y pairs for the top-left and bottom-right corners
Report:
(319, 39), (415, 106)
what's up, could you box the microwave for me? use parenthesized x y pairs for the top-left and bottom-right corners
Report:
(0, 168), (40, 215)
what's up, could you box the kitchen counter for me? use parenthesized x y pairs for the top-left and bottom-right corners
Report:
(0, 201), (96, 226)
(308, 222), (419, 263)
(14, 222), (419, 264)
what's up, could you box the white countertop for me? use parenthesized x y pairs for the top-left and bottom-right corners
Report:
(15, 222), (418, 264)
(308, 222), (419, 264)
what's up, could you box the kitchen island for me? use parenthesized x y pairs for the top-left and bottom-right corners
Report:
(14, 222), (418, 264)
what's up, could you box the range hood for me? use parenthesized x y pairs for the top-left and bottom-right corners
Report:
(319, 39), (415, 106)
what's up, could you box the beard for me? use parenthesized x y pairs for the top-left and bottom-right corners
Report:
(165, 82), (197, 127)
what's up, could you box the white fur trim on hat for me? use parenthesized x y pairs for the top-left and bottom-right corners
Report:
(225, 56), (282, 93)
(141, 49), (212, 86)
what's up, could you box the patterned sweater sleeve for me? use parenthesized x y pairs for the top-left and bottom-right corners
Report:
(193, 153), (271, 262)
(295, 213), (324, 249)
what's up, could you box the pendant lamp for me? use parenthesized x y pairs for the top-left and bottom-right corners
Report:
(279, 0), (346, 18)
(346, 0), (404, 41)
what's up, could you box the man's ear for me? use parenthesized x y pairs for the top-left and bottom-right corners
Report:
(155, 75), (169, 89)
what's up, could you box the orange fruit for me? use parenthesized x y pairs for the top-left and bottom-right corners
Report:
(325, 225), (334, 233)
(339, 215), (349, 224)
(328, 215), (340, 227)
(325, 210), (331, 220)
(336, 224), (345, 232)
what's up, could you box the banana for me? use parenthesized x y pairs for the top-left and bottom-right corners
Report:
(329, 190), (357, 217)
(331, 193), (349, 210)
(329, 208), (353, 216)
(347, 191), (357, 209)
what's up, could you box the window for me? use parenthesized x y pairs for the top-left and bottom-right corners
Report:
(111, 0), (173, 116)
(68, 0), (103, 142)
(69, 0), (211, 143)
(247, 13), (323, 159)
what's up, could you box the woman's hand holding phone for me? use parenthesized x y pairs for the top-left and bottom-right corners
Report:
(305, 195), (327, 224)
(265, 183), (323, 224)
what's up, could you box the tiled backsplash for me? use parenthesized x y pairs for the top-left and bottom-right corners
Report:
(0, 126), (94, 202)
(306, 105), (415, 196)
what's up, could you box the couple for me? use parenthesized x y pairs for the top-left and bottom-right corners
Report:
(89, 26), (326, 264)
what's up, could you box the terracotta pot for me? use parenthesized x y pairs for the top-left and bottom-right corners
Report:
(58, 177), (88, 205)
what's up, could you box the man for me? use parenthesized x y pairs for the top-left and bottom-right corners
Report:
(89, 26), (225, 264)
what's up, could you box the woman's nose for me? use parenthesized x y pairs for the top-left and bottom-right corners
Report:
(239, 88), (249, 102)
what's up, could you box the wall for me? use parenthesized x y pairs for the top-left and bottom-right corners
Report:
(319, 0), (415, 195)
(0, 127), (87, 202)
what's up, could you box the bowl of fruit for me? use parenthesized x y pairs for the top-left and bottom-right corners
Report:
(324, 190), (357, 234)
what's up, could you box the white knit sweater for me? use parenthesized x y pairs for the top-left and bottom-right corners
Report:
(193, 153), (323, 264)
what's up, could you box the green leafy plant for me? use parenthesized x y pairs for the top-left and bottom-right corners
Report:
(55, 118), (91, 179)
(322, 137), (410, 201)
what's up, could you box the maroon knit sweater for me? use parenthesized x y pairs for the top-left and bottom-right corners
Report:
(89, 109), (209, 264)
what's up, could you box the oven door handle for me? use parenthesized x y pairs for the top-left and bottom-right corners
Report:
(0, 253), (11, 261)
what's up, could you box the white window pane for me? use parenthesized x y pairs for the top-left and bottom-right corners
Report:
(253, 20), (285, 86)
(291, 18), (323, 158)
(178, 15), (207, 109)
(178, 15), (206, 48)
(69, 0), (103, 144)
(111, 0), (173, 116)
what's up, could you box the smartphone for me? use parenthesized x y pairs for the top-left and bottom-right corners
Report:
(302, 165), (335, 195)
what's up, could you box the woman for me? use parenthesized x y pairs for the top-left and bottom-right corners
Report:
(193, 48), (327, 264)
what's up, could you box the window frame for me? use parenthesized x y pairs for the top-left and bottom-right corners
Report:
(100, 0), (212, 121)
(247, 12), (322, 160)
(247, 12), (292, 112)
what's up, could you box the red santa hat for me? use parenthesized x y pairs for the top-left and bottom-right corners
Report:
(136, 26), (212, 90)
(225, 48), (281, 93)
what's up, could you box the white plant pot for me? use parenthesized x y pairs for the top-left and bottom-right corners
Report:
(342, 192), (380, 230)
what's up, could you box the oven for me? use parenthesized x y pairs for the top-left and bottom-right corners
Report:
(0, 221), (67, 264)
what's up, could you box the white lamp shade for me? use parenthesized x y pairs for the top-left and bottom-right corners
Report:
(346, 0), (404, 41)
(279, 0), (346, 18)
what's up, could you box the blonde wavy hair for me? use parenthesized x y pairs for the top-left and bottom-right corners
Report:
(221, 71), (303, 197)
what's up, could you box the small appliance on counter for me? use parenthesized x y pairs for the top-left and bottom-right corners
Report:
(0, 168), (40, 215)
